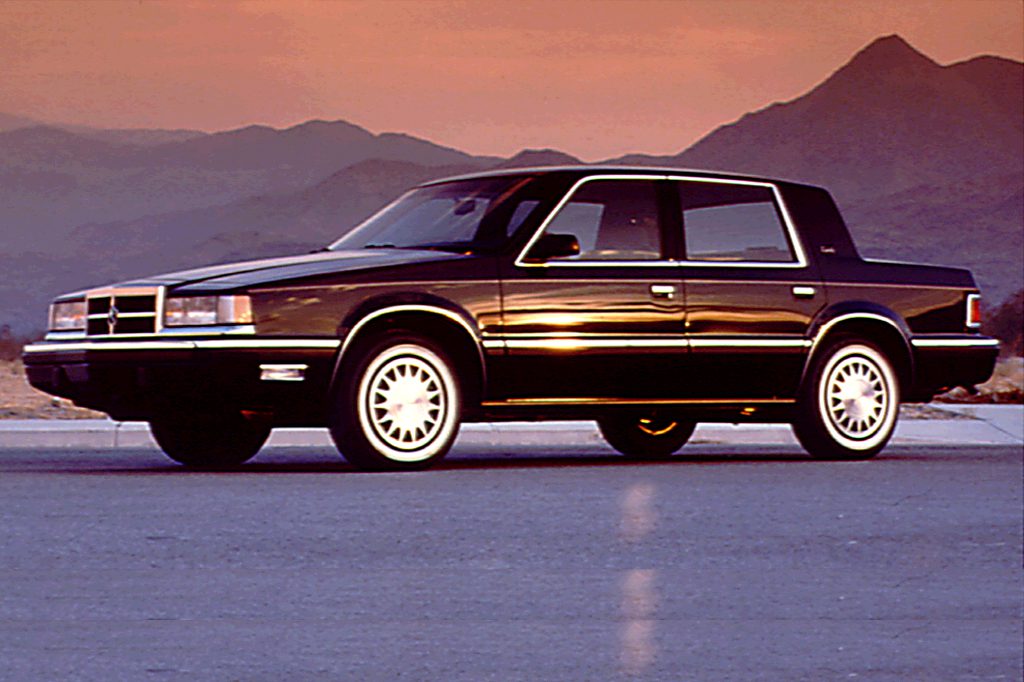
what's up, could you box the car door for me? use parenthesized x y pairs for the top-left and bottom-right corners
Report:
(493, 176), (688, 400)
(673, 177), (826, 400)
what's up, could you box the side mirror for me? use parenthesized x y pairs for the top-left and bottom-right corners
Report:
(524, 233), (580, 262)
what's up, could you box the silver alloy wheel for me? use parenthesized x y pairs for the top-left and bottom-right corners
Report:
(357, 343), (459, 463)
(817, 343), (897, 451)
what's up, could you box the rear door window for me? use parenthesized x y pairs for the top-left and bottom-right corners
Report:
(677, 181), (795, 263)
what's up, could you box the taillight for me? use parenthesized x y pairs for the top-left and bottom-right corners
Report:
(966, 293), (981, 329)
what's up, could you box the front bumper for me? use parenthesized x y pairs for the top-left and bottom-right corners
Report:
(22, 337), (340, 424)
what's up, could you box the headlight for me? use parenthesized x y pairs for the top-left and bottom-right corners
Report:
(49, 300), (86, 331)
(164, 295), (253, 327)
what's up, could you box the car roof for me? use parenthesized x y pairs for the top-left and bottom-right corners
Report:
(420, 165), (813, 189)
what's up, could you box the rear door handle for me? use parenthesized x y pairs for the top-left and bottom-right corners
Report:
(650, 284), (677, 300)
(792, 286), (816, 299)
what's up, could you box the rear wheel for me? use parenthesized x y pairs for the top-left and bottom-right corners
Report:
(598, 413), (696, 459)
(793, 337), (899, 460)
(329, 333), (461, 471)
(150, 411), (269, 468)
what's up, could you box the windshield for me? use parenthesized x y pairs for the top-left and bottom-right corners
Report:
(329, 176), (534, 253)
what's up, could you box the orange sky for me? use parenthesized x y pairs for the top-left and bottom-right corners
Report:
(1, 0), (1021, 159)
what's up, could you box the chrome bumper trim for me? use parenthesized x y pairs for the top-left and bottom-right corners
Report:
(24, 338), (341, 354)
(43, 324), (257, 342)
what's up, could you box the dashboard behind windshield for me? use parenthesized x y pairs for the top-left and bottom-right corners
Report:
(329, 175), (538, 254)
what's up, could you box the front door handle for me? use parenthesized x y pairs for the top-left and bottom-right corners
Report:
(650, 284), (677, 300)
(792, 286), (816, 299)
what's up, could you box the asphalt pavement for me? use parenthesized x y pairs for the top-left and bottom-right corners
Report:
(1, 422), (1021, 680)
(1, 403), (1022, 449)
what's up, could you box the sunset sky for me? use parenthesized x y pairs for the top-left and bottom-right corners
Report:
(1, 0), (1021, 159)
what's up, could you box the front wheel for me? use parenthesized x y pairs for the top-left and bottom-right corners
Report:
(793, 338), (899, 460)
(329, 333), (462, 471)
(598, 413), (696, 459)
(150, 411), (270, 469)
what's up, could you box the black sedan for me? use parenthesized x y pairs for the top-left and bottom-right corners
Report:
(24, 167), (999, 470)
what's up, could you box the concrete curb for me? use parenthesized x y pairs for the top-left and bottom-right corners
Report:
(0, 405), (1020, 449)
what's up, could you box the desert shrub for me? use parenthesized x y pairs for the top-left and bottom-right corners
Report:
(984, 289), (1023, 357)
(0, 325), (40, 362)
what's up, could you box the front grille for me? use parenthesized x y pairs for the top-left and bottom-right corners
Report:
(86, 290), (159, 336)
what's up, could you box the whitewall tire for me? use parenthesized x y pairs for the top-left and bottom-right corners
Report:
(330, 334), (461, 470)
(794, 338), (899, 460)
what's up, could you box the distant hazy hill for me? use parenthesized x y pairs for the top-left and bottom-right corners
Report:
(0, 112), (204, 145)
(0, 35), (1021, 332)
(613, 35), (1021, 196)
(67, 159), (480, 268)
(0, 119), (492, 253)
(0, 158), (482, 331)
(611, 35), (1023, 304)
(0, 112), (42, 131)
(495, 149), (583, 168)
(51, 152), (582, 279)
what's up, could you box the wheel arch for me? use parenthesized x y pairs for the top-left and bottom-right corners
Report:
(803, 304), (914, 394)
(330, 300), (486, 409)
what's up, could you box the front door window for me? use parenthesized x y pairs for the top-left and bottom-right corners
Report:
(531, 179), (664, 262)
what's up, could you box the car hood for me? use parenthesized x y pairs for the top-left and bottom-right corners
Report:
(118, 249), (464, 292)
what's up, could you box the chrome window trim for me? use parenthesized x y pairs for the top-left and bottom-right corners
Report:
(514, 173), (808, 269)
(514, 174), (675, 269)
(668, 176), (807, 268)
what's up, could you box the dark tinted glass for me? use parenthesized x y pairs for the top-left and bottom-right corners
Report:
(536, 180), (662, 261)
(678, 181), (794, 263)
(329, 176), (533, 253)
(507, 200), (541, 236)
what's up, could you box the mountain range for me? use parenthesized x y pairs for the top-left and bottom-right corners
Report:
(0, 34), (1020, 333)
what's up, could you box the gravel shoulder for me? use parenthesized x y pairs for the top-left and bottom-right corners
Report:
(0, 361), (102, 419)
